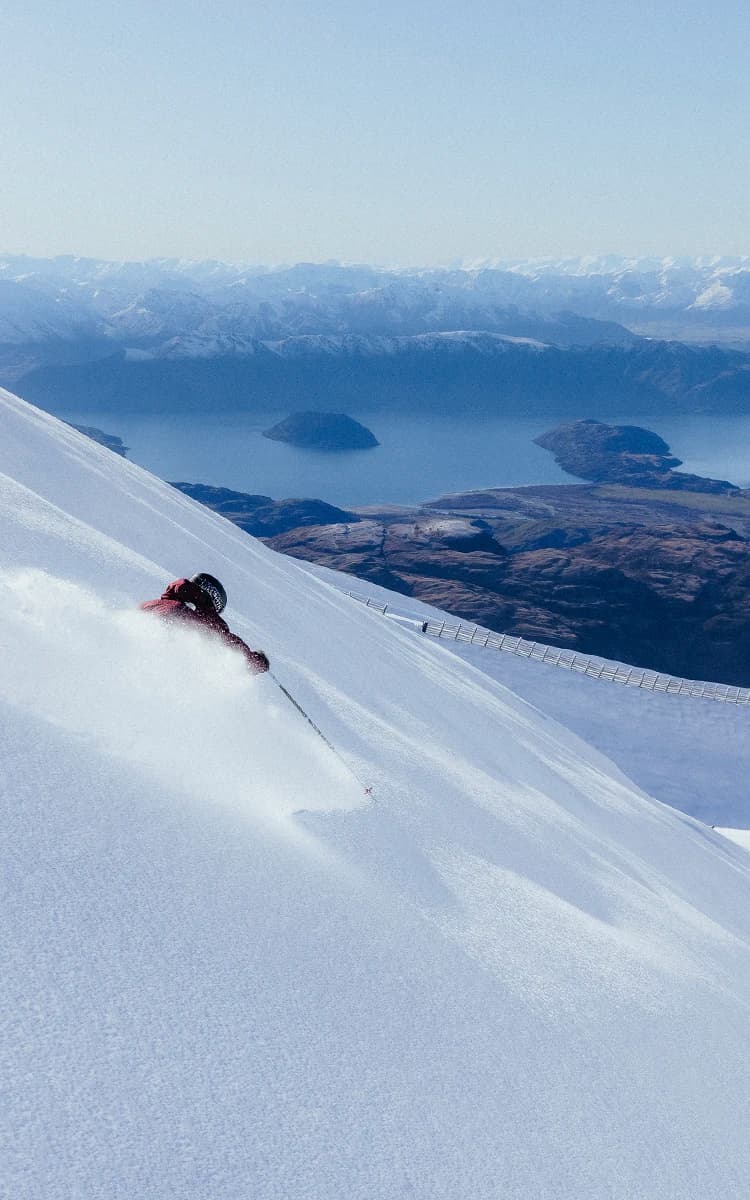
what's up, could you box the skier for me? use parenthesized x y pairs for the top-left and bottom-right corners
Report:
(140, 573), (270, 674)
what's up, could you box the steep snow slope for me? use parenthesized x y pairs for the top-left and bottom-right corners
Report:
(3, 387), (750, 1199)
(308, 573), (750, 830)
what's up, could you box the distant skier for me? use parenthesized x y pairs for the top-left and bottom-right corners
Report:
(140, 573), (269, 674)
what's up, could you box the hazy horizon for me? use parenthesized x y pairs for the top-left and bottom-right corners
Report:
(4, 1), (749, 265)
(2, 250), (748, 272)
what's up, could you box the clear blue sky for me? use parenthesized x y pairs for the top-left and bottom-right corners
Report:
(2, 0), (748, 264)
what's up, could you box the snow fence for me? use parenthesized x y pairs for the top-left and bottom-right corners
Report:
(346, 591), (750, 707)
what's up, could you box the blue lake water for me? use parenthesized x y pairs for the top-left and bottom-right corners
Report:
(63, 408), (750, 506)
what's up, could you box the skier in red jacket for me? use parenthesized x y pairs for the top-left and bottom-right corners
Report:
(140, 573), (269, 675)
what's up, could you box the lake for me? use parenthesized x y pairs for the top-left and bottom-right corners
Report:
(62, 408), (750, 506)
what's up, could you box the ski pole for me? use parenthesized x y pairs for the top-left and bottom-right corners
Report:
(269, 671), (374, 799)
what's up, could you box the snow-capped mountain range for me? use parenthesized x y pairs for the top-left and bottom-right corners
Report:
(3, 382), (750, 1197)
(0, 254), (634, 376)
(3, 253), (750, 381)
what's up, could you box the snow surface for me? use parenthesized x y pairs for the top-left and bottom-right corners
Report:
(717, 828), (750, 852)
(308, 571), (750, 830)
(3, 386), (750, 1198)
(264, 330), (550, 359)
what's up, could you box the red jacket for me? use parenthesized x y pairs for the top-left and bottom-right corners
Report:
(140, 579), (269, 675)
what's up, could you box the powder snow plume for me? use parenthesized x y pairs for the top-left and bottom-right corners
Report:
(0, 569), (363, 831)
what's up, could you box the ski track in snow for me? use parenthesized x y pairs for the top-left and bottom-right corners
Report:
(2, 385), (750, 1199)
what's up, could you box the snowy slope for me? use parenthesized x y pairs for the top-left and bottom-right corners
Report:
(718, 828), (750, 852)
(307, 571), (750, 830)
(3, 387), (750, 1199)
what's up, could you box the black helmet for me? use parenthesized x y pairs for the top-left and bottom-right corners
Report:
(191, 572), (227, 614)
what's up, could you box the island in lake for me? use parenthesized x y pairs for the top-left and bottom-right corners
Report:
(263, 412), (379, 451)
(534, 418), (737, 494)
